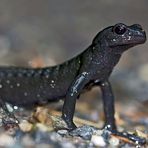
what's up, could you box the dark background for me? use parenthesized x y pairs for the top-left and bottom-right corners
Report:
(0, 0), (148, 101)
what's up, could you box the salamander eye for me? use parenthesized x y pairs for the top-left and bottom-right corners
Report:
(113, 24), (127, 35)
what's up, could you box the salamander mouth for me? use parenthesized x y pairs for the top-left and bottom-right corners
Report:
(110, 35), (146, 48)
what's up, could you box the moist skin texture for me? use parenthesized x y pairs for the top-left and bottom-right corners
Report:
(0, 23), (146, 145)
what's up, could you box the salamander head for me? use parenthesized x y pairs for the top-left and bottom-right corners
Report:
(92, 23), (146, 53)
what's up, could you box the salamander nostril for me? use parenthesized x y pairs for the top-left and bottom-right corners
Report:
(113, 24), (127, 35)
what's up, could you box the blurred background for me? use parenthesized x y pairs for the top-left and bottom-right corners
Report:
(0, 0), (148, 103)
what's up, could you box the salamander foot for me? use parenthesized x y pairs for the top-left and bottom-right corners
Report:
(110, 130), (146, 145)
(65, 120), (77, 131)
(61, 116), (77, 131)
(103, 123), (146, 145)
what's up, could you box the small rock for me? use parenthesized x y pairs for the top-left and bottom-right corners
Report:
(50, 115), (68, 130)
(57, 129), (68, 136)
(91, 135), (106, 147)
(33, 107), (52, 125)
(36, 123), (51, 132)
(6, 103), (14, 113)
(70, 125), (96, 140)
(19, 120), (33, 132)
(109, 136), (120, 146)
(93, 129), (103, 136)
(0, 133), (15, 146)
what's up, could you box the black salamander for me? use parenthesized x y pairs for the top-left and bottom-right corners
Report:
(0, 23), (146, 145)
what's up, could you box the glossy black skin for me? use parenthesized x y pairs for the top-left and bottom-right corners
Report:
(0, 23), (146, 144)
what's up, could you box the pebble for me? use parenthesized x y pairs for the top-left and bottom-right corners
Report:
(6, 103), (14, 113)
(57, 129), (68, 135)
(0, 134), (15, 146)
(91, 135), (106, 147)
(109, 136), (119, 146)
(70, 125), (96, 140)
(19, 120), (33, 132)
(36, 123), (50, 132)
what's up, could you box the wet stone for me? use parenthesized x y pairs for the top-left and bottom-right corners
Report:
(109, 136), (119, 146)
(69, 125), (97, 140)
(57, 130), (68, 136)
(91, 135), (106, 147)
(6, 103), (14, 113)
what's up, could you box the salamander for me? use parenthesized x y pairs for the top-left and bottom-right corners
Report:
(0, 23), (146, 144)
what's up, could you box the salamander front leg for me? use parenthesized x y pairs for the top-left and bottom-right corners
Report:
(99, 80), (146, 145)
(100, 80), (116, 131)
(62, 73), (89, 130)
